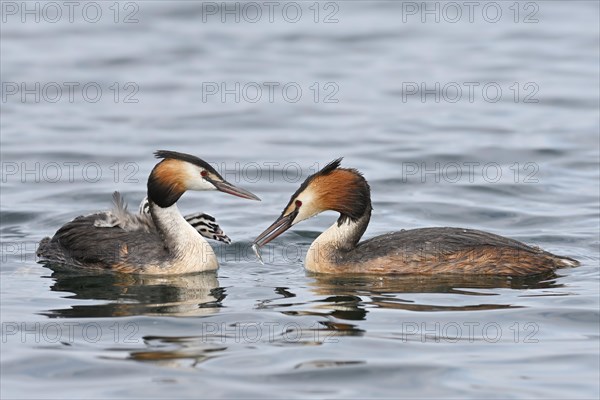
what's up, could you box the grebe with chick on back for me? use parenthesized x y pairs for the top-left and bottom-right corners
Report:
(37, 151), (260, 274)
(253, 158), (579, 276)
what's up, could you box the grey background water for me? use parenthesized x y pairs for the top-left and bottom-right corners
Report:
(1, 1), (599, 398)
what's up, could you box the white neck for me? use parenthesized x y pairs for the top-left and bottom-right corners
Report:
(305, 213), (369, 272)
(150, 202), (218, 272)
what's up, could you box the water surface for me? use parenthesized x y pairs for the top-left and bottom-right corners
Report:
(1, 1), (599, 398)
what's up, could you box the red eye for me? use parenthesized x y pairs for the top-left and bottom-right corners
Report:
(295, 200), (302, 207)
(201, 170), (207, 177)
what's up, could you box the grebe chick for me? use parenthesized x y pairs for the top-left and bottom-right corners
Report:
(37, 151), (260, 274)
(253, 159), (579, 276)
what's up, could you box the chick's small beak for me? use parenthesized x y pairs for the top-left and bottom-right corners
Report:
(211, 179), (261, 201)
(253, 211), (297, 247)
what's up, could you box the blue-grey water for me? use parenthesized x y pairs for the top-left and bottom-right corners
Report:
(1, 1), (599, 398)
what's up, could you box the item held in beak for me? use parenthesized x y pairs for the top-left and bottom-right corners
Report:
(252, 243), (264, 265)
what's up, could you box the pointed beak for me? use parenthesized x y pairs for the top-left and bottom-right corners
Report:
(211, 179), (261, 201)
(253, 211), (297, 247)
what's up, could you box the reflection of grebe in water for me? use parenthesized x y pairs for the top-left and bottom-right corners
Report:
(43, 270), (224, 317)
(254, 159), (579, 276)
(37, 151), (260, 274)
(308, 273), (561, 313)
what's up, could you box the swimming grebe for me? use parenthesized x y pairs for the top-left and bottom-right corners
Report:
(37, 151), (260, 274)
(253, 159), (579, 276)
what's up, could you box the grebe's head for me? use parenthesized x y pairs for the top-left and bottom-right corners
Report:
(253, 158), (371, 247)
(148, 150), (260, 208)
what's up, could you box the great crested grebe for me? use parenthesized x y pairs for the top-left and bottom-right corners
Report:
(253, 159), (579, 276)
(37, 151), (260, 274)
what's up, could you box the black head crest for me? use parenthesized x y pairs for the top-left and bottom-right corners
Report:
(319, 157), (344, 175)
(154, 150), (221, 177)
